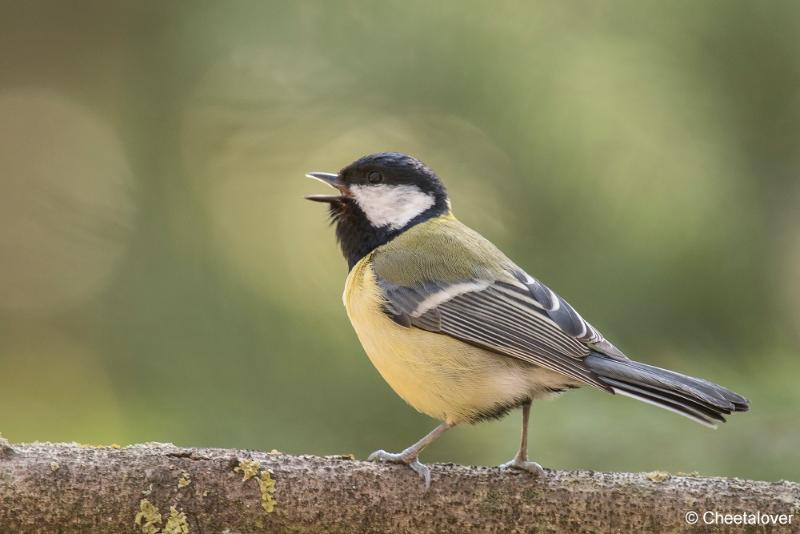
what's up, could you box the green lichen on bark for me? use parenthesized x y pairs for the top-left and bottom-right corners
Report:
(258, 470), (276, 513)
(177, 472), (191, 489)
(134, 499), (162, 534)
(234, 459), (260, 481)
(163, 506), (189, 534)
(233, 458), (276, 514)
(135, 500), (189, 534)
(646, 471), (671, 483)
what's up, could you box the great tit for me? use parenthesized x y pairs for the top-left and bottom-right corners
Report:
(305, 152), (750, 488)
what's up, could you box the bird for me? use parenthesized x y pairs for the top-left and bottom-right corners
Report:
(305, 152), (750, 489)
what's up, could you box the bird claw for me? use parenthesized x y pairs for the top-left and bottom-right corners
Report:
(407, 459), (432, 490)
(367, 449), (402, 463)
(500, 457), (545, 477)
(368, 449), (432, 490)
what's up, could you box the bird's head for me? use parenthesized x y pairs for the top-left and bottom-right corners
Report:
(306, 152), (450, 268)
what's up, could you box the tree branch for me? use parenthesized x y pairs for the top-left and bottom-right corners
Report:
(0, 440), (797, 533)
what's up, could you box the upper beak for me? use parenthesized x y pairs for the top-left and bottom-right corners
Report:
(304, 172), (346, 203)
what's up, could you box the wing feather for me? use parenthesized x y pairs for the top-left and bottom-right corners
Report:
(413, 286), (608, 388)
(378, 272), (621, 390)
(370, 220), (625, 389)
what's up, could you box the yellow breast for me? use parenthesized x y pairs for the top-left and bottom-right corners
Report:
(343, 256), (570, 424)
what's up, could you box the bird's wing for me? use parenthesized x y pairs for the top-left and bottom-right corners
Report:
(371, 220), (625, 390)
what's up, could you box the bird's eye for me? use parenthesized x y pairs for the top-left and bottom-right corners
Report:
(367, 171), (383, 184)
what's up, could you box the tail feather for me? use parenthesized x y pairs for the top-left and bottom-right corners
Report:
(585, 353), (750, 428)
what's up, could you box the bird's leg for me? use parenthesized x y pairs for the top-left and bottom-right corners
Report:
(368, 422), (452, 490)
(500, 400), (544, 476)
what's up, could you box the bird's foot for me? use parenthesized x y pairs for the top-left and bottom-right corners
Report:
(368, 449), (432, 490)
(499, 456), (545, 477)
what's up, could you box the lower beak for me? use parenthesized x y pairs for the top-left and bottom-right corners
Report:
(305, 172), (346, 203)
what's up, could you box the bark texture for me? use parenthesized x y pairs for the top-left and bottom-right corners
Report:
(0, 440), (797, 533)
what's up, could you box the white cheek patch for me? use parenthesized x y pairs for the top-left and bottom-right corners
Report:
(350, 184), (436, 230)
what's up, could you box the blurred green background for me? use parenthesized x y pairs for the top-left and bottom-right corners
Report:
(0, 1), (798, 482)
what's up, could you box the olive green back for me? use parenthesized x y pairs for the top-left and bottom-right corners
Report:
(371, 214), (517, 286)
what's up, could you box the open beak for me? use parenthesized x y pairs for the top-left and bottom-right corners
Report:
(304, 172), (346, 203)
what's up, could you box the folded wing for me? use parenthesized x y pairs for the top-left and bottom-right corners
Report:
(378, 269), (625, 390)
